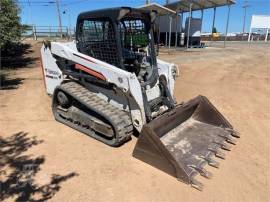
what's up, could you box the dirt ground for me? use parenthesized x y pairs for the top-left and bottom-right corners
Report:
(0, 41), (269, 202)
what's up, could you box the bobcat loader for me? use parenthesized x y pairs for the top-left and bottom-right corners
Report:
(40, 7), (239, 190)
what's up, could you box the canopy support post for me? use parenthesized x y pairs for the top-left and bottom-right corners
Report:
(211, 7), (216, 44)
(175, 12), (179, 47)
(224, 5), (231, 48)
(157, 15), (160, 54)
(180, 12), (183, 46)
(165, 14), (168, 47)
(200, 9), (204, 47)
(158, 16), (160, 45)
(169, 15), (172, 51)
(186, 3), (193, 50)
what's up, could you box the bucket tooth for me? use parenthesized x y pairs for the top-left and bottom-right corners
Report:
(208, 158), (220, 168)
(215, 150), (226, 159)
(213, 140), (231, 151)
(218, 133), (230, 140)
(221, 143), (231, 151)
(231, 131), (240, 138)
(194, 166), (212, 179)
(200, 156), (220, 168)
(226, 136), (237, 145)
(218, 133), (237, 145)
(189, 165), (209, 179)
(191, 178), (204, 191)
(225, 128), (240, 138)
(209, 147), (226, 159)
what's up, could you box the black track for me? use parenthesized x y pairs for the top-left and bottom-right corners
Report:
(52, 81), (133, 146)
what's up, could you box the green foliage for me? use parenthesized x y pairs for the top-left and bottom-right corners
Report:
(0, 0), (23, 50)
(212, 27), (218, 33)
(125, 33), (148, 47)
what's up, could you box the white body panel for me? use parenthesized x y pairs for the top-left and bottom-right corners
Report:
(41, 44), (63, 95)
(157, 59), (179, 96)
(41, 41), (177, 132)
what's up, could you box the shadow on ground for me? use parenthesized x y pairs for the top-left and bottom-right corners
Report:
(0, 42), (39, 90)
(1, 43), (38, 69)
(0, 132), (78, 201)
(0, 74), (24, 90)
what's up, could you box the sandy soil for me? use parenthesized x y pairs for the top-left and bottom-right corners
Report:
(0, 41), (269, 202)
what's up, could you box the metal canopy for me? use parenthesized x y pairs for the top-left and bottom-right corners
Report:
(165, 0), (235, 13)
(139, 3), (176, 16)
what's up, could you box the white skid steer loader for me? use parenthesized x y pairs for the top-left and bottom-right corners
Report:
(40, 7), (239, 190)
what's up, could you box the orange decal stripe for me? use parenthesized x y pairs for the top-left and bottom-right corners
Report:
(75, 63), (106, 81)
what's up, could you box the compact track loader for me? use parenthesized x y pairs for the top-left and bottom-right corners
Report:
(40, 7), (239, 190)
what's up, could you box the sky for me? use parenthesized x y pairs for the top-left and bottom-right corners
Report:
(18, 0), (270, 33)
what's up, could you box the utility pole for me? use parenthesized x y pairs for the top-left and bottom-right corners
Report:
(27, 0), (36, 40)
(63, 6), (71, 39)
(242, 0), (250, 39)
(27, 0), (33, 25)
(56, 0), (63, 38)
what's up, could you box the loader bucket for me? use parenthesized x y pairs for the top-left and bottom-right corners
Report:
(133, 95), (239, 190)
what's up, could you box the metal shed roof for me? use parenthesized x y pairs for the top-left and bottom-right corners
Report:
(78, 7), (153, 21)
(139, 3), (176, 16)
(165, 0), (235, 13)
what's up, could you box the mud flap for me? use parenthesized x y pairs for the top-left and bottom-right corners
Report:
(132, 95), (240, 190)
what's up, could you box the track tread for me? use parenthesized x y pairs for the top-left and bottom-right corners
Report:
(56, 81), (133, 146)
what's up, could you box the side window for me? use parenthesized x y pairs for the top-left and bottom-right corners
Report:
(82, 20), (110, 42)
(78, 19), (120, 67)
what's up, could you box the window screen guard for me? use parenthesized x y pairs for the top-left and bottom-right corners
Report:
(79, 19), (120, 67)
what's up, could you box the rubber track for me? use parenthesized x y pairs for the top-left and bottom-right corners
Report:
(55, 81), (133, 146)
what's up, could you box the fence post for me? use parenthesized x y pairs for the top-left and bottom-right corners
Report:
(265, 28), (269, 42)
(33, 25), (37, 40)
(32, 25), (34, 40)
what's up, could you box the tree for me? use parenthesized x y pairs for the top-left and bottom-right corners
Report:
(0, 0), (23, 50)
